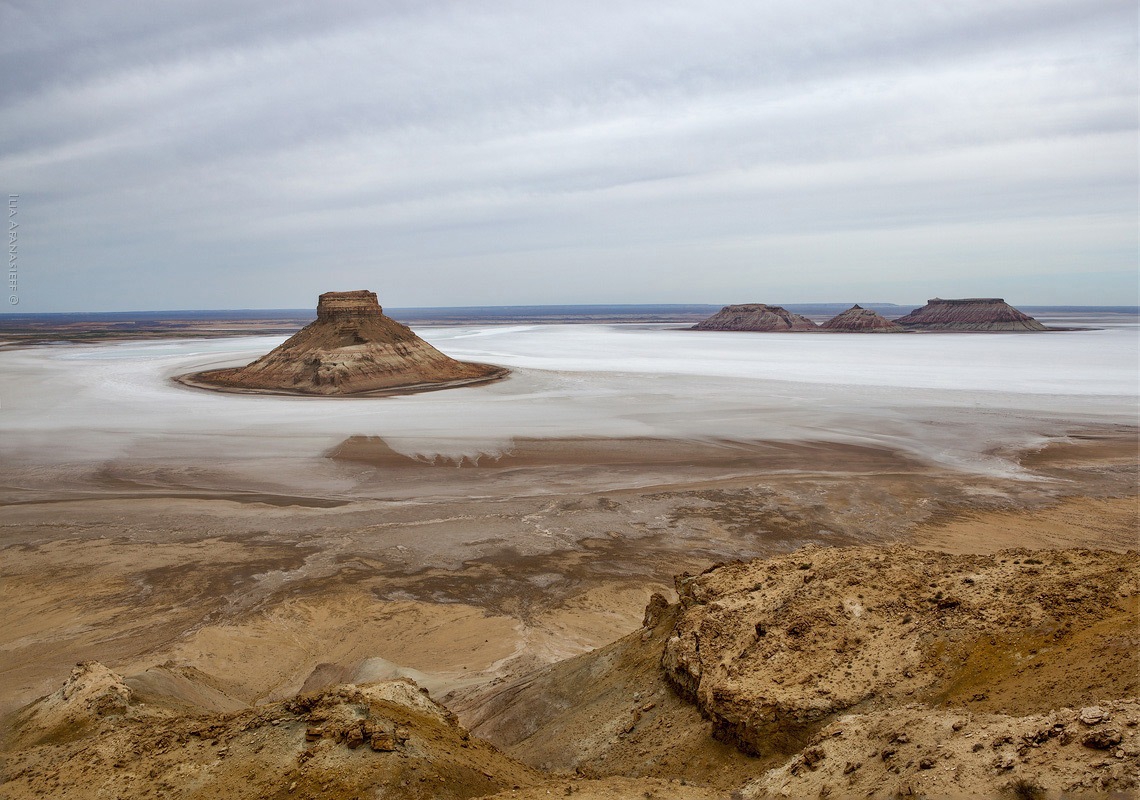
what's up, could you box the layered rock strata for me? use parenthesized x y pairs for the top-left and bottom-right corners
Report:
(178, 290), (507, 396)
(893, 298), (1048, 331)
(693, 304), (818, 332)
(820, 304), (905, 332)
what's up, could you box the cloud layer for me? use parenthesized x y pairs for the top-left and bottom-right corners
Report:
(2, 0), (1136, 310)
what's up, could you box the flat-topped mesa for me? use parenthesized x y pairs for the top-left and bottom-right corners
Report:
(316, 290), (383, 321)
(693, 303), (818, 332)
(176, 290), (507, 396)
(894, 298), (1048, 331)
(820, 304), (904, 333)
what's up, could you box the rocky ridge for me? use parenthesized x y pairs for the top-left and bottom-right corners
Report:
(894, 298), (1049, 331)
(661, 546), (1136, 756)
(4, 672), (543, 799)
(177, 290), (506, 396)
(692, 304), (819, 332)
(460, 545), (1139, 797)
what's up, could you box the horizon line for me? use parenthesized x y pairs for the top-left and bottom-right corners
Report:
(2, 301), (1139, 317)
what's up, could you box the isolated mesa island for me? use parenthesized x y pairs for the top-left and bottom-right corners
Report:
(693, 298), (1049, 332)
(176, 290), (508, 396)
(692, 303), (819, 332)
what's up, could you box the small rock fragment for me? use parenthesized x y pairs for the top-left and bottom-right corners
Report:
(370, 733), (397, 752)
(1082, 729), (1123, 750)
(1079, 707), (1106, 726)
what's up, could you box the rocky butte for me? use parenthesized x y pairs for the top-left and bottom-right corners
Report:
(693, 304), (818, 332)
(894, 298), (1049, 331)
(820, 304), (904, 332)
(177, 290), (507, 396)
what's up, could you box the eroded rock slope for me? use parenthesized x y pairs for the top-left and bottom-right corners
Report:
(178, 290), (506, 395)
(692, 304), (818, 332)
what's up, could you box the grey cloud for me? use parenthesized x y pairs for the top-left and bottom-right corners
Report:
(1, 0), (1135, 310)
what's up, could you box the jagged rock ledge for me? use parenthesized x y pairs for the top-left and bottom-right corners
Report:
(176, 290), (508, 397)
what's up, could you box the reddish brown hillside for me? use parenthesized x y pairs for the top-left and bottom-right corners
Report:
(820, 304), (905, 332)
(693, 304), (818, 332)
(894, 298), (1048, 331)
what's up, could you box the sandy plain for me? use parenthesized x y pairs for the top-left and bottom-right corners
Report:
(0, 314), (1136, 797)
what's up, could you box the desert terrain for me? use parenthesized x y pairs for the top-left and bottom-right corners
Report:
(0, 312), (1136, 798)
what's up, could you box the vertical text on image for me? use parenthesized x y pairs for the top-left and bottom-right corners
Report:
(8, 194), (17, 306)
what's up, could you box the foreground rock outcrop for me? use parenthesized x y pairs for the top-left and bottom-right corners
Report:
(820, 304), (905, 332)
(9, 661), (133, 748)
(693, 304), (818, 332)
(177, 290), (507, 396)
(461, 545), (1138, 798)
(740, 700), (1140, 799)
(6, 546), (1136, 798)
(3, 675), (543, 799)
(893, 298), (1048, 331)
(662, 546), (1136, 756)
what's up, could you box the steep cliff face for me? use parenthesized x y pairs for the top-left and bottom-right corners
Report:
(693, 304), (818, 332)
(178, 291), (507, 396)
(820, 304), (904, 332)
(894, 298), (1048, 331)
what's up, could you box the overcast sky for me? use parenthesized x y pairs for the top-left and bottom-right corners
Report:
(2, 0), (1136, 311)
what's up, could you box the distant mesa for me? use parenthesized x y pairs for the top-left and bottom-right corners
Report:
(692, 303), (818, 332)
(176, 290), (508, 396)
(894, 298), (1048, 331)
(820, 304), (904, 333)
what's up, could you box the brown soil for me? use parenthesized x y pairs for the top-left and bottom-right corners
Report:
(0, 429), (1136, 798)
